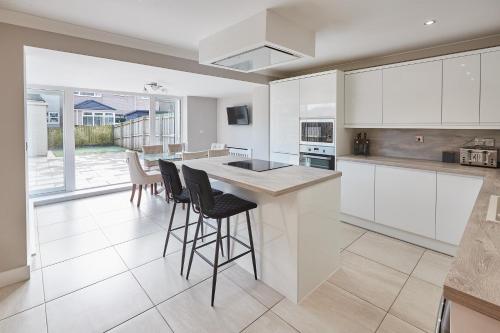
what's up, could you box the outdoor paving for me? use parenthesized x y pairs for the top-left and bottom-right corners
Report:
(28, 151), (130, 193)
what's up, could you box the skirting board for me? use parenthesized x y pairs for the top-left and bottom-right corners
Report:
(341, 213), (457, 256)
(0, 265), (30, 288)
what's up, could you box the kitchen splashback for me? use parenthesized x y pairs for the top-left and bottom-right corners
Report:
(362, 129), (500, 161)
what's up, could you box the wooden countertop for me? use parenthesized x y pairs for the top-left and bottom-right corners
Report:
(338, 155), (500, 321)
(176, 156), (341, 197)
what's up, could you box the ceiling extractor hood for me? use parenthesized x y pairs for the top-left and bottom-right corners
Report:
(199, 9), (315, 73)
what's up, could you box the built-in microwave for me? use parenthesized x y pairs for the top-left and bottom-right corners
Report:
(300, 119), (335, 146)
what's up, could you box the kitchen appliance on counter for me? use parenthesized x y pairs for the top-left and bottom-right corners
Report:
(299, 144), (335, 170)
(460, 138), (498, 168)
(300, 119), (335, 146)
(353, 132), (369, 156)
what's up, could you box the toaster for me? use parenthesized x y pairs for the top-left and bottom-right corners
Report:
(460, 138), (498, 168)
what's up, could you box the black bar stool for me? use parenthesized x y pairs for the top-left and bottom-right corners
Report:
(158, 160), (224, 275)
(182, 164), (258, 306)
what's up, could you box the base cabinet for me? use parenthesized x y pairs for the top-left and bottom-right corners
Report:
(375, 165), (437, 238)
(337, 160), (375, 221)
(436, 173), (483, 245)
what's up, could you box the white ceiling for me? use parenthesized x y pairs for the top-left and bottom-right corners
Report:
(4, 0), (500, 75)
(25, 47), (263, 97)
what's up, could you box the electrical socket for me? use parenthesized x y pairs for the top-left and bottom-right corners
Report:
(415, 135), (424, 143)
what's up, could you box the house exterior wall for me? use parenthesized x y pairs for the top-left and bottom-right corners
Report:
(26, 101), (48, 156)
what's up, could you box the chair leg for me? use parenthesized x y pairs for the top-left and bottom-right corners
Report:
(163, 202), (177, 257)
(226, 217), (230, 260)
(186, 214), (203, 280)
(137, 185), (143, 207)
(246, 211), (258, 280)
(150, 184), (154, 195)
(182, 203), (185, 210)
(130, 184), (136, 202)
(180, 204), (190, 275)
(211, 218), (222, 306)
(154, 183), (158, 195)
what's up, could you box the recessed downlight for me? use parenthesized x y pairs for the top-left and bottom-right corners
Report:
(424, 20), (436, 26)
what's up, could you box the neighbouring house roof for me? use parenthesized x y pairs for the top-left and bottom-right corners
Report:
(28, 93), (46, 102)
(124, 110), (149, 120)
(74, 99), (116, 111)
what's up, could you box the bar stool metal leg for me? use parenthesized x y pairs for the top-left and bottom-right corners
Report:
(180, 204), (190, 275)
(211, 218), (222, 306)
(246, 211), (258, 280)
(226, 217), (230, 259)
(186, 214), (203, 280)
(163, 202), (177, 257)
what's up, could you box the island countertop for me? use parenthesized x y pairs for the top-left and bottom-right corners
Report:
(175, 156), (341, 197)
(337, 155), (500, 321)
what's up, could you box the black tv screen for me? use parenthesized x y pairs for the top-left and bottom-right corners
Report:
(227, 105), (250, 125)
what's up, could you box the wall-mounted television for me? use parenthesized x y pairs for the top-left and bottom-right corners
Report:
(227, 105), (250, 125)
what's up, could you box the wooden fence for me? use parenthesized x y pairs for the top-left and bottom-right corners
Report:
(113, 114), (176, 151)
(48, 125), (114, 149)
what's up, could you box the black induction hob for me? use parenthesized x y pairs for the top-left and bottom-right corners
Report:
(225, 159), (292, 172)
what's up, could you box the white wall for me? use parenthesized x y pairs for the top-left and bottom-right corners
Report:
(183, 96), (218, 151)
(217, 86), (269, 159)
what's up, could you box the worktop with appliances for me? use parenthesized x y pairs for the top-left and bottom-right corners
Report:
(176, 156), (342, 303)
(336, 154), (500, 332)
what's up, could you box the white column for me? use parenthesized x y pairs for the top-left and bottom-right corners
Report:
(63, 88), (76, 191)
(149, 96), (156, 144)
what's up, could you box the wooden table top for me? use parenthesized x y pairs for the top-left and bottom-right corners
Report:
(175, 156), (341, 197)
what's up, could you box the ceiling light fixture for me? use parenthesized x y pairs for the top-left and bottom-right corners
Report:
(143, 82), (167, 94)
(424, 20), (436, 26)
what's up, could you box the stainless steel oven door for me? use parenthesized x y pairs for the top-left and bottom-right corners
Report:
(300, 119), (335, 146)
(300, 154), (335, 170)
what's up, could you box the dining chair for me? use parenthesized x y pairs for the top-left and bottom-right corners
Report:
(142, 144), (163, 169)
(126, 150), (163, 207)
(167, 143), (185, 154)
(210, 143), (227, 150)
(182, 150), (209, 160)
(208, 148), (230, 158)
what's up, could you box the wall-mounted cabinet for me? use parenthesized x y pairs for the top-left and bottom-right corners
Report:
(383, 61), (442, 125)
(442, 54), (480, 124)
(480, 50), (500, 124)
(344, 70), (382, 126)
(299, 73), (337, 118)
(344, 46), (500, 129)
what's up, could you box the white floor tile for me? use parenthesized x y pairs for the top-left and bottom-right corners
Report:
(40, 230), (110, 267)
(102, 218), (163, 245)
(114, 231), (181, 269)
(0, 304), (47, 333)
(242, 311), (298, 333)
(132, 251), (213, 305)
(108, 308), (172, 333)
(37, 216), (98, 244)
(43, 248), (127, 301)
(157, 275), (267, 333)
(45, 272), (152, 333)
(0, 270), (45, 320)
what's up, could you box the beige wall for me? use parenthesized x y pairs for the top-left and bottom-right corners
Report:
(184, 96), (218, 151)
(0, 22), (272, 275)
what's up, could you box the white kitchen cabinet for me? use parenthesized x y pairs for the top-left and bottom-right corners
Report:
(270, 80), (300, 155)
(442, 55), (480, 124)
(436, 173), (483, 245)
(480, 50), (500, 124)
(345, 70), (383, 125)
(299, 73), (336, 118)
(337, 160), (375, 221)
(375, 165), (436, 238)
(270, 152), (299, 165)
(383, 61), (442, 125)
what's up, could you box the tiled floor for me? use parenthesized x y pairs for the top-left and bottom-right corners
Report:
(0, 191), (452, 333)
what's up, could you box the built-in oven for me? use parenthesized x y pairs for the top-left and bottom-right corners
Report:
(300, 119), (335, 146)
(299, 145), (335, 170)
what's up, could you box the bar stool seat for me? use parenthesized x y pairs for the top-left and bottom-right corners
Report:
(182, 164), (258, 306)
(204, 194), (257, 219)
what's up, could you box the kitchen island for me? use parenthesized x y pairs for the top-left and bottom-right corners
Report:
(176, 156), (342, 303)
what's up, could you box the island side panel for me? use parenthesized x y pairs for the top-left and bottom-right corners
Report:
(297, 177), (341, 302)
(212, 181), (300, 302)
